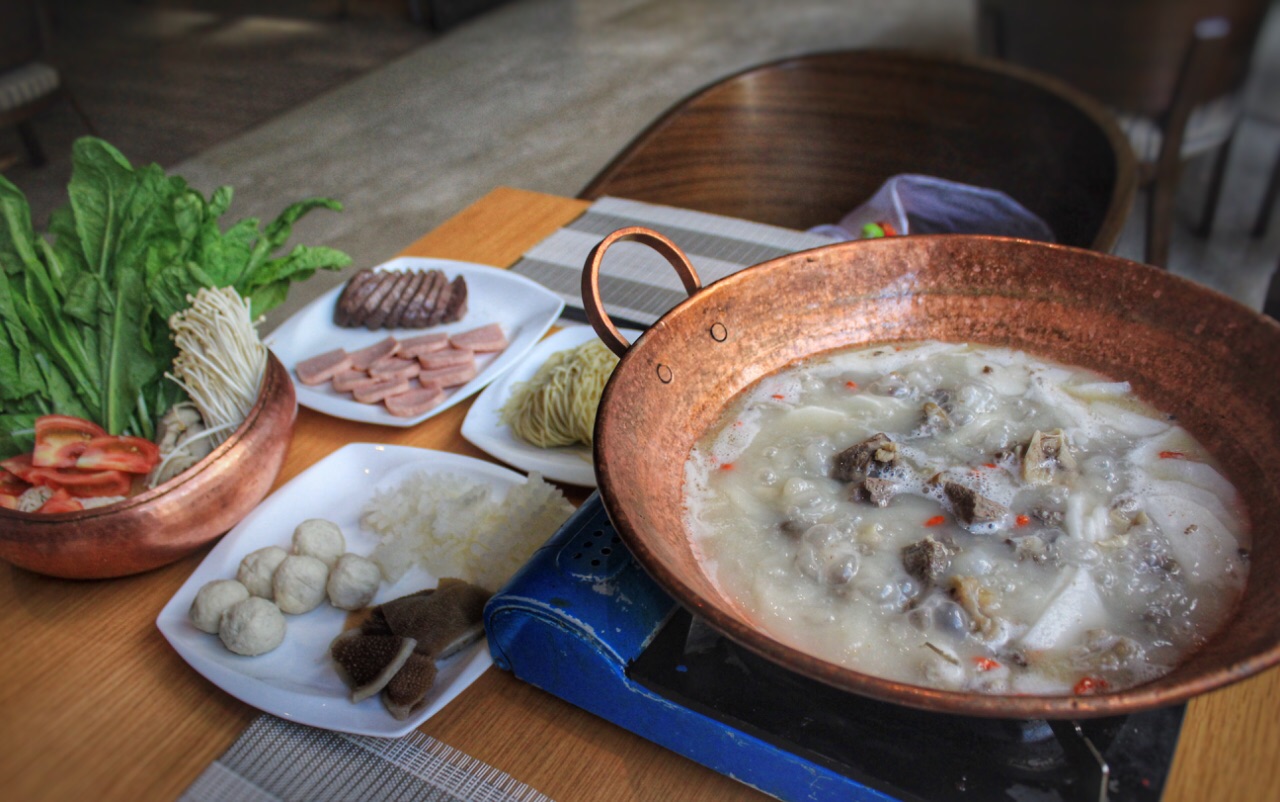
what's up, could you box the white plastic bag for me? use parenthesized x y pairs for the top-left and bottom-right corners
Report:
(809, 174), (1054, 242)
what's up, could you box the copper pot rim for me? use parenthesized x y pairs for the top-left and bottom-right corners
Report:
(589, 230), (1280, 719)
(0, 350), (290, 528)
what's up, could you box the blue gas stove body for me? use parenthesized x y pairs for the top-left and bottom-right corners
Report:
(482, 492), (893, 802)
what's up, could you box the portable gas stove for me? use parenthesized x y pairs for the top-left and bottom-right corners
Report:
(484, 493), (1184, 802)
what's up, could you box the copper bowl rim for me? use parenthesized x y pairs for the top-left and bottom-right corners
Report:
(588, 229), (1280, 719)
(0, 350), (289, 530)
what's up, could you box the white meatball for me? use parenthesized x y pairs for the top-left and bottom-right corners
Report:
(273, 554), (330, 614)
(326, 553), (382, 610)
(237, 546), (288, 599)
(292, 519), (345, 568)
(189, 579), (250, 634)
(218, 597), (286, 656)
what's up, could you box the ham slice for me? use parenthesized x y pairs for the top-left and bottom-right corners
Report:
(350, 337), (399, 370)
(353, 376), (411, 404)
(418, 362), (478, 388)
(368, 356), (421, 381)
(333, 369), (377, 393)
(449, 323), (508, 353)
(296, 348), (352, 385)
(384, 381), (445, 418)
(398, 332), (450, 358)
(417, 347), (474, 370)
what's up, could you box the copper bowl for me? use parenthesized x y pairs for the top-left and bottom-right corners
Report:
(584, 227), (1280, 719)
(0, 352), (297, 579)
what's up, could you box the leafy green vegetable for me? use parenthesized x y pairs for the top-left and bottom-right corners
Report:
(0, 137), (350, 455)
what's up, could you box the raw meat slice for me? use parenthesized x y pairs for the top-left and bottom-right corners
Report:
(353, 376), (411, 404)
(398, 332), (450, 358)
(349, 337), (399, 370)
(417, 347), (474, 370)
(295, 348), (351, 386)
(418, 362), (478, 388)
(449, 323), (508, 353)
(384, 381), (445, 418)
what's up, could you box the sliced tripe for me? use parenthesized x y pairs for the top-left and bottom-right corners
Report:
(329, 630), (418, 703)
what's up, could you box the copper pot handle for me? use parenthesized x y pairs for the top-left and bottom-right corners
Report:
(582, 226), (703, 357)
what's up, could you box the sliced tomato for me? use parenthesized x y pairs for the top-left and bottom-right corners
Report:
(27, 466), (133, 498)
(0, 494), (20, 510)
(32, 415), (108, 468)
(37, 487), (85, 514)
(0, 454), (37, 484)
(73, 435), (161, 474)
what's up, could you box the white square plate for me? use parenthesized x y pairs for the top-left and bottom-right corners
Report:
(157, 443), (528, 738)
(266, 257), (564, 427)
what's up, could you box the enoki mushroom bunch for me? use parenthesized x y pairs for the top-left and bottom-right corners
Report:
(167, 286), (268, 446)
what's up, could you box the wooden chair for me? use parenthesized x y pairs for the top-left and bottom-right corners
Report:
(977, 0), (1270, 267)
(579, 49), (1137, 253)
(1, 0), (95, 167)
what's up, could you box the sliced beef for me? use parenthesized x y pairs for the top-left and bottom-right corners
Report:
(352, 271), (400, 328)
(384, 270), (426, 330)
(364, 271), (413, 330)
(334, 269), (377, 327)
(440, 275), (468, 323)
(412, 270), (448, 328)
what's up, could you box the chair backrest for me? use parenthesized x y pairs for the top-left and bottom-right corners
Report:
(977, 0), (1268, 120)
(579, 50), (1138, 252)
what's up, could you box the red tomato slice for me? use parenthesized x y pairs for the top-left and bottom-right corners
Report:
(27, 466), (134, 498)
(32, 415), (108, 468)
(74, 436), (161, 474)
(37, 487), (85, 514)
(0, 454), (37, 484)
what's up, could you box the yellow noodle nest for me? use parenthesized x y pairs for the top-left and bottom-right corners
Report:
(499, 338), (618, 448)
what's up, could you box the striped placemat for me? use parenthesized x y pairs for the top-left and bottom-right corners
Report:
(181, 715), (550, 802)
(510, 196), (835, 327)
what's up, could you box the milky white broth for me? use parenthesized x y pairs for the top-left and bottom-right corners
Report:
(683, 341), (1250, 696)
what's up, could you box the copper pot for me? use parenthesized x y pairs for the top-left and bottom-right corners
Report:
(583, 227), (1280, 719)
(0, 352), (297, 579)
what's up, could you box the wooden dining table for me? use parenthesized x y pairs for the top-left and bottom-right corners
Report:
(1, 186), (1277, 802)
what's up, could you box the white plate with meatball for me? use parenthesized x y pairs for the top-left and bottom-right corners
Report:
(266, 257), (564, 427)
(156, 443), (524, 738)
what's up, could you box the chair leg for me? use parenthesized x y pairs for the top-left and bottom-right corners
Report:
(1146, 175), (1175, 269)
(1254, 146), (1280, 238)
(16, 121), (48, 167)
(1195, 134), (1234, 238)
